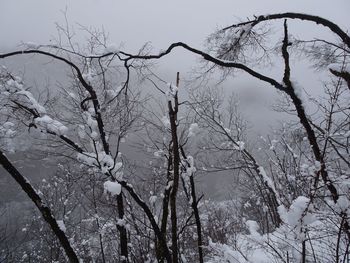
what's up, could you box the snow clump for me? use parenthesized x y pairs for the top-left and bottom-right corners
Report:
(34, 115), (68, 135)
(104, 181), (121, 196)
(165, 83), (178, 100)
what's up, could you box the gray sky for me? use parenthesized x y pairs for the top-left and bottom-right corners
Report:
(1, 0), (349, 133)
(1, 0), (349, 50)
(1, 1), (349, 199)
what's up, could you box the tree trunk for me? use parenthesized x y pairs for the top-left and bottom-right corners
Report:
(169, 72), (180, 263)
(117, 194), (129, 262)
(0, 150), (79, 263)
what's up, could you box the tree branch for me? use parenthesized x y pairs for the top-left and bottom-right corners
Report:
(0, 150), (79, 262)
(222, 12), (350, 49)
(119, 43), (285, 91)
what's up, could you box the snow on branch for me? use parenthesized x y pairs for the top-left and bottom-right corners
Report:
(34, 115), (68, 136)
(77, 151), (123, 177)
(104, 181), (122, 196)
(0, 72), (46, 115)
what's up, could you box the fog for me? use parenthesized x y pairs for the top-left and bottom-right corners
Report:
(1, 2), (349, 262)
(2, 1), (347, 130)
(1, 0), (348, 193)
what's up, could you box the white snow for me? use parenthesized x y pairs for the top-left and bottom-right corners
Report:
(224, 128), (231, 134)
(257, 166), (280, 202)
(183, 155), (196, 178)
(24, 42), (40, 49)
(269, 139), (278, 150)
(209, 22), (253, 61)
(77, 151), (117, 174)
(18, 91), (46, 112)
(90, 131), (99, 139)
(166, 180), (173, 190)
(245, 220), (261, 238)
(116, 218), (126, 227)
(0, 122), (15, 135)
(82, 71), (94, 84)
(13, 90), (46, 114)
(154, 149), (164, 158)
(0, 121), (16, 151)
(165, 83), (178, 99)
(6, 78), (22, 90)
(112, 161), (123, 172)
(235, 141), (245, 151)
(82, 62), (95, 84)
(334, 196), (350, 212)
(77, 152), (98, 166)
(82, 111), (98, 136)
(103, 181), (121, 196)
(34, 115), (68, 135)
(207, 239), (251, 263)
(106, 86), (123, 99)
(240, 23), (253, 38)
(68, 92), (77, 99)
(278, 196), (315, 228)
(57, 220), (66, 232)
(1, 77), (47, 115)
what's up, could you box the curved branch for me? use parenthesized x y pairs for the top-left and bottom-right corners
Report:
(0, 49), (110, 154)
(222, 12), (350, 49)
(281, 22), (350, 240)
(0, 50), (89, 87)
(11, 100), (84, 153)
(120, 42), (285, 91)
(0, 150), (79, 262)
(1, 49), (130, 255)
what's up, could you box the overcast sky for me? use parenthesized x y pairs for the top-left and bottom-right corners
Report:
(1, 0), (349, 133)
(1, 1), (349, 197)
(1, 1), (348, 84)
(1, 0), (349, 50)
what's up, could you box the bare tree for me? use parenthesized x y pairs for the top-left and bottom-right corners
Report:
(1, 11), (349, 263)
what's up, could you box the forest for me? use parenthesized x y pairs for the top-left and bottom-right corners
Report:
(0, 6), (350, 263)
